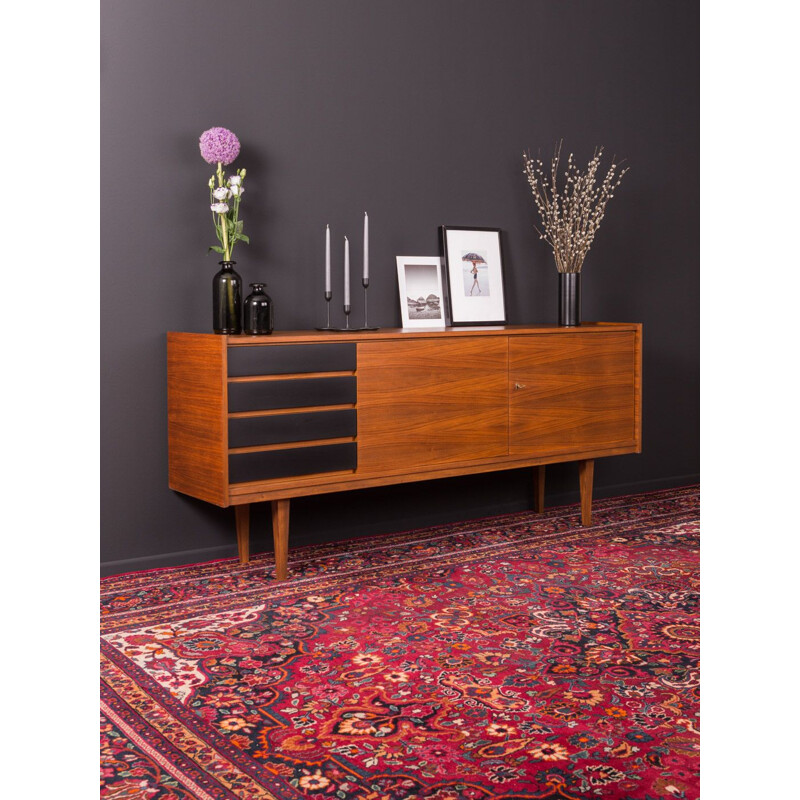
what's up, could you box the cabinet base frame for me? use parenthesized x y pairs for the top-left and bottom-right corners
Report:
(234, 459), (595, 580)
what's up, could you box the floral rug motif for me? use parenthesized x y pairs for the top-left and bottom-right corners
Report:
(101, 486), (699, 799)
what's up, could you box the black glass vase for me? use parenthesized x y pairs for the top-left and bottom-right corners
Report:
(212, 261), (242, 334)
(558, 272), (581, 326)
(243, 283), (274, 335)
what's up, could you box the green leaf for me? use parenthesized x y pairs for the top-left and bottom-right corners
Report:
(235, 221), (243, 234)
(208, 245), (225, 254)
(237, 234), (250, 244)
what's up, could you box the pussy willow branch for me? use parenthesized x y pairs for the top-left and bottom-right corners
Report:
(523, 141), (628, 273)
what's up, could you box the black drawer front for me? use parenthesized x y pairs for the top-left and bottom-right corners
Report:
(227, 343), (356, 377)
(229, 443), (357, 484)
(229, 410), (357, 448)
(228, 377), (357, 412)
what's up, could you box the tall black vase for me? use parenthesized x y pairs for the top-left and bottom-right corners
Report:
(212, 261), (242, 334)
(558, 272), (581, 326)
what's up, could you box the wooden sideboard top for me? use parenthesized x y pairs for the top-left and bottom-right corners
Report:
(168, 322), (641, 346)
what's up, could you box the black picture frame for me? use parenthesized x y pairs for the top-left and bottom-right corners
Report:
(439, 225), (508, 326)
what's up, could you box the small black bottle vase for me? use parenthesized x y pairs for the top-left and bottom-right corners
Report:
(243, 283), (274, 335)
(212, 261), (242, 334)
(558, 272), (581, 326)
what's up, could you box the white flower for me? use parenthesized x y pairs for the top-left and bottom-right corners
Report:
(210, 202), (229, 213)
(229, 184), (244, 197)
(213, 187), (230, 200)
(229, 175), (242, 186)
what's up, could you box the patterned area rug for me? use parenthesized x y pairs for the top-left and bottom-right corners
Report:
(101, 486), (699, 799)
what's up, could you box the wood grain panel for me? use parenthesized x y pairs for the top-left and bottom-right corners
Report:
(167, 332), (228, 506)
(357, 337), (509, 473)
(224, 322), (640, 346)
(509, 332), (637, 457)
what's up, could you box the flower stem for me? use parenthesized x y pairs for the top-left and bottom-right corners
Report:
(221, 217), (230, 261)
(216, 161), (230, 260)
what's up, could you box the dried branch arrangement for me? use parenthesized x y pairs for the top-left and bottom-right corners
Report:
(523, 141), (628, 273)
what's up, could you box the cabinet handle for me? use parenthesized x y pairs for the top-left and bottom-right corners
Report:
(514, 383), (527, 390)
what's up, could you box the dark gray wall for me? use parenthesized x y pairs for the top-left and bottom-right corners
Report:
(101, 0), (698, 575)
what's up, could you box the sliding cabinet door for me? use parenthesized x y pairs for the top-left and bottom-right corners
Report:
(357, 337), (509, 474)
(509, 331), (640, 457)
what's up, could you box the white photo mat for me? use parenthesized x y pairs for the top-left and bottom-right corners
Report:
(396, 256), (446, 328)
(440, 227), (507, 325)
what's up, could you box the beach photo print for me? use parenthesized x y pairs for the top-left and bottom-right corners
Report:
(440, 226), (507, 325)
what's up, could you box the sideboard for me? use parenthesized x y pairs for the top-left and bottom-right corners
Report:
(167, 323), (642, 579)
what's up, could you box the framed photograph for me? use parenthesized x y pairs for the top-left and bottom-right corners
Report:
(396, 256), (447, 328)
(439, 226), (507, 326)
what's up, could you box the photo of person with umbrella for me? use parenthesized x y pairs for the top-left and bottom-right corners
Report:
(462, 251), (489, 296)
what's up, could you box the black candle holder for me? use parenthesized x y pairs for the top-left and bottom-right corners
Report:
(315, 291), (336, 331)
(325, 301), (354, 332)
(353, 278), (379, 331)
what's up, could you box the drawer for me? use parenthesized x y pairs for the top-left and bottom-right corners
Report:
(228, 377), (357, 412)
(227, 343), (356, 377)
(229, 442), (357, 484)
(229, 409), (357, 448)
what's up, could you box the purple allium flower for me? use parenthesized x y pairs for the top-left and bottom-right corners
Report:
(199, 127), (241, 165)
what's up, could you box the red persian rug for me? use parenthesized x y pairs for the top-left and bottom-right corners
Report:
(101, 486), (699, 799)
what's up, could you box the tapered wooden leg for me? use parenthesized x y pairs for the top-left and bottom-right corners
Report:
(271, 499), (290, 581)
(533, 465), (545, 513)
(578, 459), (594, 527)
(235, 504), (250, 564)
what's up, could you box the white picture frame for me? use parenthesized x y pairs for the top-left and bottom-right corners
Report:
(396, 256), (447, 328)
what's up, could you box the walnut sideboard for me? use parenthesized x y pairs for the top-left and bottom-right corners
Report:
(167, 323), (642, 579)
